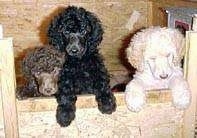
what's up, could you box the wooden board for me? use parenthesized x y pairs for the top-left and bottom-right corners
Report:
(15, 104), (183, 138)
(0, 38), (19, 138)
(183, 31), (197, 138)
(17, 90), (171, 112)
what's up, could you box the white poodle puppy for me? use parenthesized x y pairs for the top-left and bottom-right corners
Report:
(125, 26), (191, 112)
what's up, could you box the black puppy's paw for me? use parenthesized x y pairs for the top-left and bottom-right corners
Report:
(56, 105), (75, 127)
(97, 95), (116, 114)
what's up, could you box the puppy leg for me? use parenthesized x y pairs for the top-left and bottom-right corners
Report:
(95, 89), (116, 114)
(56, 93), (77, 127)
(125, 80), (146, 112)
(16, 79), (41, 99)
(55, 75), (76, 127)
(94, 67), (116, 114)
(169, 76), (191, 109)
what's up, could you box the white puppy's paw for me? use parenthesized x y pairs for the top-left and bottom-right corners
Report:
(125, 92), (145, 112)
(170, 78), (191, 110)
(125, 81), (146, 112)
(172, 89), (191, 110)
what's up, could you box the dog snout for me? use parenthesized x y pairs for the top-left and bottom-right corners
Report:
(71, 47), (79, 53)
(45, 88), (53, 93)
(159, 74), (168, 79)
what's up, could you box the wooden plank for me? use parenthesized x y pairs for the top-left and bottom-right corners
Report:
(147, 1), (153, 26)
(0, 38), (19, 138)
(14, 104), (183, 138)
(14, 90), (177, 137)
(0, 25), (2, 39)
(183, 31), (197, 138)
(17, 90), (171, 112)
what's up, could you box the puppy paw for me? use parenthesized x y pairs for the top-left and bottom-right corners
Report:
(125, 81), (146, 112)
(125, 91), (145, 112)
(97, 95), (116, 114)
(16, 93), (27, 100)
(172, 90), (191, 110)
(56, 105), (75, 127)
(170, 77), (191, 110)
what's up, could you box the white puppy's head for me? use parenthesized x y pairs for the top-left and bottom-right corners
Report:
(127, 27), (185, 80)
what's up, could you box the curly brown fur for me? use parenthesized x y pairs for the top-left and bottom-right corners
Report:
(16, 77), (41, 100)
(16, 46), (65, 99)
(22, 46), (65, 77)
(35, 68), (61, 96)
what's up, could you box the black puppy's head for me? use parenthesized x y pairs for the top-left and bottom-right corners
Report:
(47, 6), (103, 58)
(64, 33), (86, 58)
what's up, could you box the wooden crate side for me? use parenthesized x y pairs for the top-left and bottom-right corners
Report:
(183, 31), (197, 138)
(17, 90), (172, 112)
(16, 104), (183, 138)
(0, 38), (19, 138)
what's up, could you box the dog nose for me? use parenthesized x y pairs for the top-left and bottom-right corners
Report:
(71, 48), (78, 53)
(159, 74), (168, 79)
(45, 88), (52, 93)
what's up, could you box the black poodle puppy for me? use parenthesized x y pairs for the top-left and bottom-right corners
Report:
(48, 6), (116, 127)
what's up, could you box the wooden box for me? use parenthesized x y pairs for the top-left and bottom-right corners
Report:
(0, 1), (197, 137)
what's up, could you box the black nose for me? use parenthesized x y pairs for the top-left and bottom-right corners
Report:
(45, 88), (52, 93)
(71, 48), (78, 53)
(160, 74), (168, 79)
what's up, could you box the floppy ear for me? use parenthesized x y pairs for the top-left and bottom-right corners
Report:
(52, 67), (61, 77)
(47, 14), (65, 51)
(85, 10), (104, 49)
(126, 36), (145, 72)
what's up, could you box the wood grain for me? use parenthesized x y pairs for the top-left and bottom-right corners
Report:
(0, 38), (19, 138)
(183, 31), (197, 138)
(17, 90), (172, 112)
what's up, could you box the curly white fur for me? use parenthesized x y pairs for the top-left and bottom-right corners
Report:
(125, 26), (191, 112)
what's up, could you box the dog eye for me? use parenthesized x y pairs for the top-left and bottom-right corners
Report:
(166, 53), (171, 57)
(150, 57), (156, 60)
(34, 71), (41, 77)
(62, 31), (69, 36)
(78, 37), (85, 43)
(167, 53), (174, 61)
(81, 30), (87, 35)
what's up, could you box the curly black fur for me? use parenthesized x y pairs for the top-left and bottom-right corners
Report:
(48, 6), (116, 127)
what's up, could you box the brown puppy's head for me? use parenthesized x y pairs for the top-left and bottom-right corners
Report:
(34, 67), (61, 96)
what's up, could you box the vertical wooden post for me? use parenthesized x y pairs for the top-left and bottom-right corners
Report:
(0, 25), (19, 138)
(183, 30), (197, 138)
(0, 25), (3, 39)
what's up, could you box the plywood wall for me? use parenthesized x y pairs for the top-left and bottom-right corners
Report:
(15, 105), (183, 138)
(1, 0), (196, 86)
(0, 91), (184, 137)
(0, 0), (152, 86)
